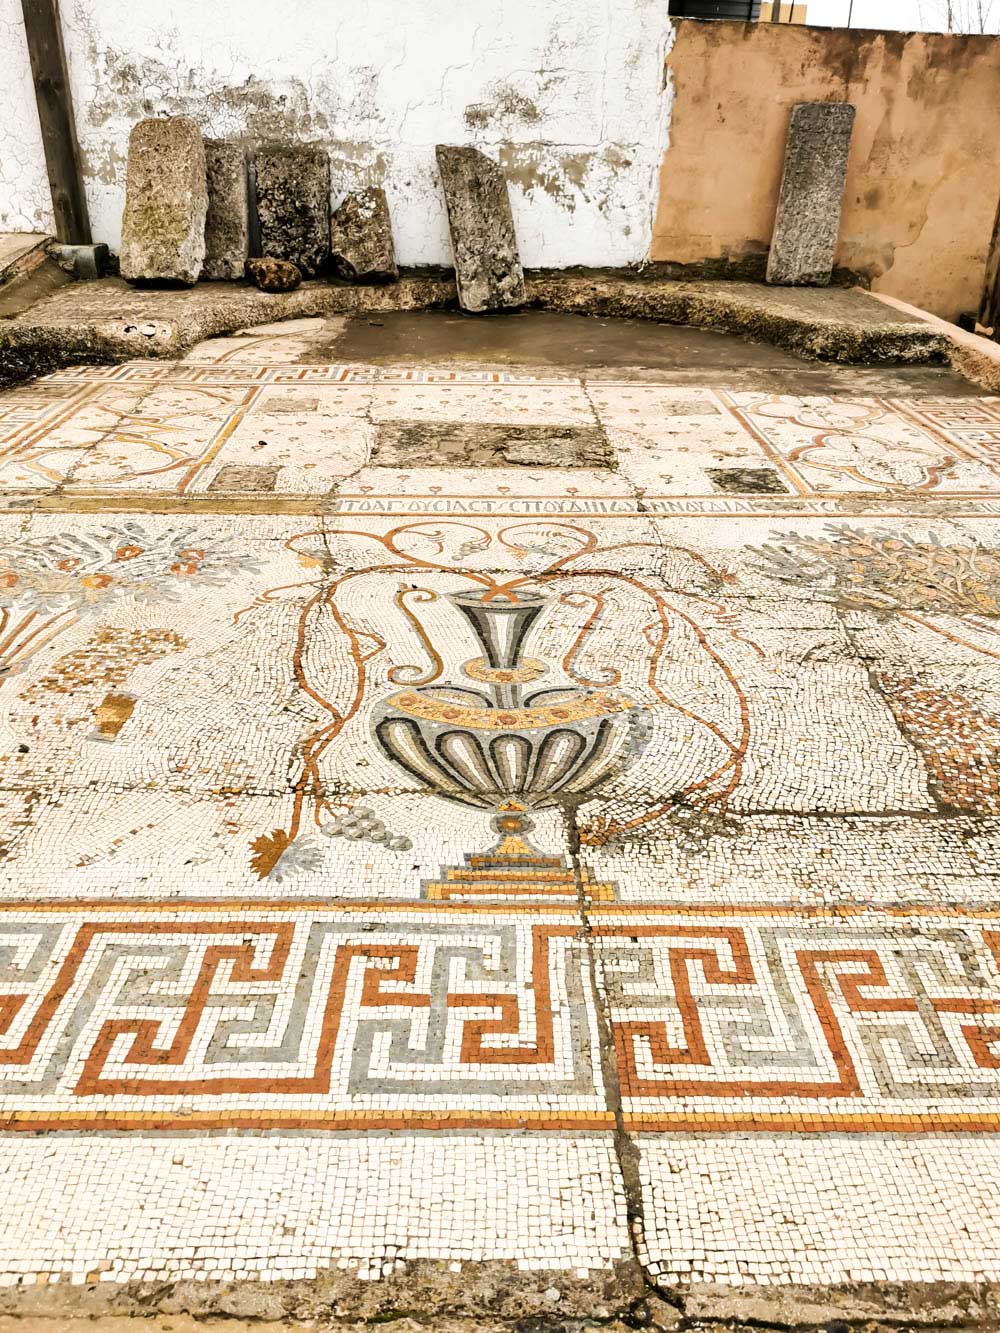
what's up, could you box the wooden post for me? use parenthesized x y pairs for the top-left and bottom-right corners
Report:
(981, 194), (1000, 335)
(20, 0), (91, 244)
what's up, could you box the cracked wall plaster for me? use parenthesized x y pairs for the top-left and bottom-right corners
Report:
(0, 0), (56, 234)
(1, 0), (673, 267)
(652, 20), (1000, 320)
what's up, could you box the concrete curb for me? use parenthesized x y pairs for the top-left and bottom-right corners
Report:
(0, 273), (947, 390)
(864, 288), (1000, 392)
(528, 275), (947, 366)
(0, 235), (53, 289)
(0, 276), (455, 388)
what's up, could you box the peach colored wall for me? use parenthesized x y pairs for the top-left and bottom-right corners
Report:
(653, 20), (1000, 320)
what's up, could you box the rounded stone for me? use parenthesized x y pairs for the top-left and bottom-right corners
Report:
(245, 257), (302, 293)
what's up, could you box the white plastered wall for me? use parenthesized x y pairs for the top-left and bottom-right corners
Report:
(0, 0), (56, 233)
(1, 0), (674, 267)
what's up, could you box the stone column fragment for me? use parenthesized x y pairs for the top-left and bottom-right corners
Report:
(203, 140), (249, 280)
(766, 102), (856, 287)
(435, 146), (525, 312)
(120, 117), (207, 285)
(254, 144), (331, 278)
(331, 189), (398, 283)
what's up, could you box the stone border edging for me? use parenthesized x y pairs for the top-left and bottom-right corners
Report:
(0, 1265), (997, 1329)
(0, 274), (948, 391)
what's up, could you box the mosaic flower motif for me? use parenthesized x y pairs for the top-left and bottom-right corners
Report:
(0, 523), (259, 609)
(0, 523), (260, 679)
(752, 526), (1000, 621)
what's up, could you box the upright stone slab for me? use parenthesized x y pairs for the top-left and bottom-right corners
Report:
(254, 144), (330, 278)
(435, 146), (525, 312)
(203, 140), (248, 281)
(120, 117), (207, 285)
(766, 102), (856, 287)
(330, 189), (398, 283)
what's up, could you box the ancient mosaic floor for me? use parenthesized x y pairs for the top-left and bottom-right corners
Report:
(0, 317), (999, 1293)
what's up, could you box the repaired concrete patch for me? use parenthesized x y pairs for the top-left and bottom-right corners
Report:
(207, 464), (280, 492)
(706, 466), (791, 494)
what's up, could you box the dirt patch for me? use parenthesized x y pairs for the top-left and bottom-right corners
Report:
(707, 466), (791, 494)
(372, 421), (613, 468)
(0, 1278), (997, 1330)
(208, 464), (281, 492)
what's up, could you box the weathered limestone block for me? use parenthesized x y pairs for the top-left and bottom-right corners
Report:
(120, 117), (207, 285)
(330, 189), (398, 284)
(766, 102), (856, 287)
(254, 144), (330, 278)
(435, 146), (525, 312)
(203, 140), (249, 280)
(245, 257), (302, 292)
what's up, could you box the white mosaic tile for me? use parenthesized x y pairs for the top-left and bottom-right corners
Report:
(0, 350), (998, 1292)
(639, 1135), (1000, 1284)
(0, 1134), (628, 1283)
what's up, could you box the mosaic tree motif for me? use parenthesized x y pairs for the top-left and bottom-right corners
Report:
(752, 525), (1000, 660)
(753, 525), (1000, 813)
(239, 521), (755, 881)
(0, 523), (260, 683)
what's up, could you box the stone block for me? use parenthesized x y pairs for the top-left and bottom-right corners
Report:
(435, 146), (525, 312)
(766, 101), (856, 287)
(120, 117), (207, 285)
(254, 144), (330, 278)
(330, 189), (398, 284)
(203, 140), (249, 280)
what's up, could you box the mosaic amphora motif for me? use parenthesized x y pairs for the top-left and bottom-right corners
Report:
(373, 589), (638, 817)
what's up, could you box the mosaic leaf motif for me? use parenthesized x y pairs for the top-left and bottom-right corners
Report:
(752, 526), (1000, 620)
(250, 828), (293, 879)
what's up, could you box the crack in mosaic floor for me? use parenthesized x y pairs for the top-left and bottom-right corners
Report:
(0, 318), (999, 1293)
